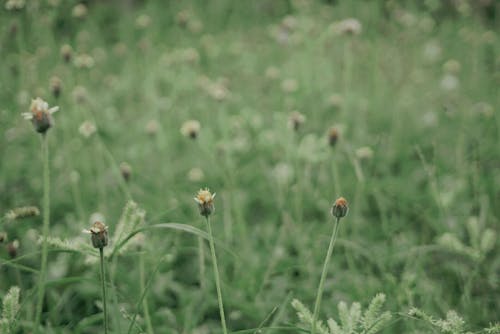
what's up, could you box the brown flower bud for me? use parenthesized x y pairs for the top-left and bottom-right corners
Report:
(0, 232), (7, 243)
(328, 127), (339, 147)
(120, 162), (132, 182)
(88, 221), (108, 249)
(7, 240), (19, 258)
(194, 189), (216, 217)
(50, 76), (62, 99)
(331, 197), (349, 218)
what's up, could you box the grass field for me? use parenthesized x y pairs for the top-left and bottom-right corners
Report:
(0, 1), (499, 333)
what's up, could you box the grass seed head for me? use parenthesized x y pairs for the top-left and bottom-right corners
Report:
(22, 97), (59, 134)
(331, 197), (349, 218)
(194, 188), (216, 217)
(5, 206), (40, 221)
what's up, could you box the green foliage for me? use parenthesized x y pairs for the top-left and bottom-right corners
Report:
(0, 286), (20, 334)
(293, 293), (392, 334)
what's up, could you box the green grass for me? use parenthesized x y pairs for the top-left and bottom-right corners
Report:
(0, 0), (499, 333)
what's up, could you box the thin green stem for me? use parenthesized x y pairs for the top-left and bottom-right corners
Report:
(311, 217), (341, 334)
(100, 248), (108, 334)
(205, 216), (228, 334)
(34, 133), (50, 334)
(139, 252), (154, 334)
(198, 236), (206, 291)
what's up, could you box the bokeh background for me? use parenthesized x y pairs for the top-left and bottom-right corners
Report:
(0, 0), (499, 333)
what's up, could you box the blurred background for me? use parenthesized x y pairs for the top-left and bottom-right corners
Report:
(0, 0), (499, 333)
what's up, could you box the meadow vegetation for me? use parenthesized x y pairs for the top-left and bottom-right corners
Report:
(0, 0), (499, 333)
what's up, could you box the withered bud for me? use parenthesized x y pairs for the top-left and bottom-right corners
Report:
(181, 120), (201, 139)
(0, 232), (7, 243)
(7, 240), (19, 258)
(328, 127), (339, 147)
(120, 162), (132, 182)
(288, 111), (305, 131)
(87, 221), (108, 249)
(194, 188), (216, 217)
(50, 76), (62, 99)
(331, 197), (349, 218)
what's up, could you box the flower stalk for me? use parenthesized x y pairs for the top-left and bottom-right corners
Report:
(311, 197), (349, 334)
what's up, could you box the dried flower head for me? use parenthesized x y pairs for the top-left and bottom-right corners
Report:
(0, 232), (7, 243)
(289, 111), (306, 131)
(78, 120), (97, 138)
(72, 3), (88, 18)
(50, 76), (62, 98)
(181, 120), (201, 139)
(22, 98), (59, 134)
(331, 197), (349, 218)
(145, 119), (160, 136)
(85, 221), (109, 249)
(328, 127), (339, 147)
(194, 188), (216, 217)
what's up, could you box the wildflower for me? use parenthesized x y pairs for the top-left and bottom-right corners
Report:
(331, 197), (348, 218)
(7, 240), (19, 258)
(79, 120), (97, 138)
(331, 18), (362, 36)
(120, 162), (132, 182)
(135, 14), (151, 29)
(328, 127), (339, 147)
(181, 120), (201, 139)
(0, 232), (6, 243)
(72, 86), (88, 104)
(188, 19), (203, 34)
(265, 66), (280, 80)
(72, 3), (88, 19)
(85, 221), (109, 249)
(288, 111), (306, 131)
(327, 94), (343, 109)
(176, 10), (191, 27)
(440, 74), (459, 91)
(60, 44), (73, 63)
(194, 189), (216, 217)
(5, 0), (25, 10)
(281, 78), (298, 93)
(5, 206), (40, 221)
(50, 76), (62, 98)
(22, 98), (59, 134)
(188, 168), (204, 182)
(443, 59), (461, 74)
(74, 53), (95, 69)
(145, 119), (160, 136)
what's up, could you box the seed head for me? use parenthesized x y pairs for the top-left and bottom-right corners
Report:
(85, 221), (109, 249)
(5, 206), (40, 221)
(0, 232), (7, 243)
(120, 162), (132, 182)
(194, 188), (216, 217)
(22, 98), (59, 134)
(331, 197), (349, 218)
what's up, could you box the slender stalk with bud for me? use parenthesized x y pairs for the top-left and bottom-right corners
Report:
(23, 98), (58, 334)
(194, 189), (228, 334)
(311, 197), (349, 334)
(85, 221), (109, 334)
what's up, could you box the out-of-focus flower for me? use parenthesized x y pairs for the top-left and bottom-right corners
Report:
(22, 97), (59, 134)
(5, 0), (25, 10)
(60, 44), (73, 63)
(74, 53), (95, 69)
(273, 163), (294, 186)
(7, 240), (19, 258)
(135, 14), (151, 29)
(281, 78), (298, 93)
(331, 18), (362, 36)
(440, 74), (459, 91)
(145, 120), (160, 136)
(328, 127), (339, 147)
(120, 162), (132, 182)
(188, 168), (204, 182)
(72, 3), (88, 18)
(327, 94), (343, 109)
(355, 146), (374, 160)
(288, 111), (305, 131)
(331, 197), (349, 218)
(78, 121), (96, 138)
(50, 76), (62, 98)
(265, 66), (280, 80)
(443, 59), (461, 74)
(181, 120), (201, 139)
(72, 86), (88, 104)
(423, 40), (442, 63)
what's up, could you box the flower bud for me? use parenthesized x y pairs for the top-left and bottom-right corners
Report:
(120, 162), (132, 182)
(88, 221), (108, 249)
(0, 232), (7, 243)
(7, 240), (19, 258)
(22, 98), (59, 134)
(50, 76), (62, 99)
(331, 197), (349, 218)
(328, 127), (339, 147)
(194, 188), (216, 217)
